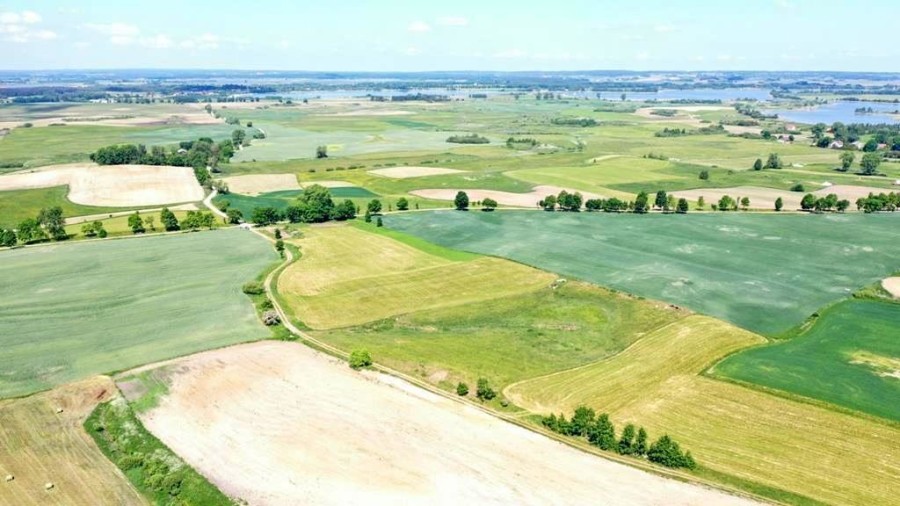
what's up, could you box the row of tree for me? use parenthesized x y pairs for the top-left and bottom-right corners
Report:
(452, 192), (497, 211)
(1, 207), (69, 246)
(542, 406), (696, 469)
(538, 190), (690, 214)
(752, 153), (783, 170)
(800, 193), (851, 213)
(856, 192), (899, 213)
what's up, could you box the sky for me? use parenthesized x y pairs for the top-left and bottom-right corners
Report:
(0, 0), (897, 72)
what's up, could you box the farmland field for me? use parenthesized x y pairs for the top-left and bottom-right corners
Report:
(0, 186), (120, 228)
(213, 186), (378, 218)
(385, 211), (900, 335)
(280, 223), (555, 329)
(714, 298), (900, 421)
(505, 316), (900, 506)
(0, 229), (276, 398)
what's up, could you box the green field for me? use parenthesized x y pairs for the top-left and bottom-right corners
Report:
(505, 315), (900, 506)
(0, 186), (121, 228)
(385, 211), (900, 335)
(214, 186), (379, 218)
(0, 229), (277, 398)
(714, 298), (900, 421)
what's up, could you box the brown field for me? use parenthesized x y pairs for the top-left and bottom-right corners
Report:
(671, 184), (885, 210)
(0, 377), (145, 506)
(368, 166), (466, 179)
(410, 185), (606, 208)
(0, 163), (204, 207)
(0, 103), (221, 130)
(222, 173), (300, 195)
(121, 341), (758, 506)
(300, 180), (355, 188)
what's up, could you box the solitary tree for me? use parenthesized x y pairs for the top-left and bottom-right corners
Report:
(839, 151), (855, 171)
(696, 196), (705, 209)
(836, 199), (850, 213)
(775, 197), (783, 212)
(128, 212), (145, 234)
(231, 129), (246, 146)
(316, 145), (328, 159)
(476, 378), (496, 401)
(37, 207), (67, 241)
(481, 197), (498, 211)
(367, 199), (383, 215)
(275, 239), (285, 257)
(396, 197), (409, 211)
(800, 193), (817, 211)
(349, 349), (372, 369)
(0, 228), (16, 247)
(456, 382), (469, 396)
(676, 198), (689, 214)
(698, 170), (709, 180)
(860, 153), (882, 175)
(454, 191), (470, 211)
(764, 153), (783, 169)
(160, 207), (180, 231)
(753, 158), (763, 171)
(740, 196), (751, 210)
(226, 208), (243, 224)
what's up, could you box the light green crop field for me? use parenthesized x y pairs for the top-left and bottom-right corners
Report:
(63, 210), (213, 239)
(385, 211), (900, 336)
(505, 316), (900, 506)
(714, 298), (900, 421)
(279, 223), (555, 329)
(0, 186), (121, 228)
(0, 229), (277, 398)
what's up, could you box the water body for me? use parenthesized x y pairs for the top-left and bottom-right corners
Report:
(771, 100), (900, 124)
(595, 88), (773, 102)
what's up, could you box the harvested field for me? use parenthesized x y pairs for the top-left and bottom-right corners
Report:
(123, 341), (757, 506)
(280, 224), (553, 328)
(0, 163), (203, 207)
(299, 180), (355, 188)
(410, 185), (606, 208)
(222, 174), (300, 195)
(368, 166), (465, 178)
(671, 184), (887, 210)
(506, 316), (900, 506)
(884, 277), (900, 298)
(0, 377), (146, 506)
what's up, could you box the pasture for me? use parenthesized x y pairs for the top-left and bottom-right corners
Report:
(714, 298), (900, 421)
(0, 186), (119, 229)
(505, 316), (900, 506)
(0, 229), (276, 398)
(119, 340), (755, 506)
(0, 377), (145, 506)
(213, 186), (378, 219)
(279, 223), (554, 329)
(385, 211), (900, 335)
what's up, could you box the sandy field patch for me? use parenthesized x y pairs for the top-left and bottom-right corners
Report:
(882, 277), (900, 298)
(318, 109), (415, 117)
(300, 180), (355, 188)
(369, 166), (465, 179)
(0, 377), (146, 506)
(411, 185), (607, 208)
(671, 185), (886, 210)
(222, 174), (301, 195)
(0, 163), (203, 207)
(723, 125), (763, 135)
(123, 341), (756, 506)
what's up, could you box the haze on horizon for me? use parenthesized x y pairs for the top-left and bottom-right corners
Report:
(0, 0), (897, 72)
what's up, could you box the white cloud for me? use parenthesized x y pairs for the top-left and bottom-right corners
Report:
(716, 54), (733, 62)
(85, 22), (140, 45)
(437, 16), (468, 27)
(181, 33), (220, 50)
(408, 21), (431, 33)
(141, 34), (174, 49)
(1, 10), (55, 43)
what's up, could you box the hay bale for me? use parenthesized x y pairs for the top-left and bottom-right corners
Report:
(44, 482), (54, 490)
(4, 474), (13, 482)
(55, 407), (64, 414)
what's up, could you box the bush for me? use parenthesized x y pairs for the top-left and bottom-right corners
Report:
(790, 183), (805, 192)
(242, 281), (265, 295)
(456, 382), (469, 396)
(349, 349), (373, 369)
(476, 378), (496, 401)
(698, 170), (709, 180)
(262, 310), (281, 326)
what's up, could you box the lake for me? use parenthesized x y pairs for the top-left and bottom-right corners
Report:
(771, 100), (900, 124)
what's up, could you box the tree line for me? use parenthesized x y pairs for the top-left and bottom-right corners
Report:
(1, 206), (68, 247)
(446, 134), (490, 144)
(536, 189), (689, 214)
(542, 406), (696, 470)
(856, 192), (899, 213)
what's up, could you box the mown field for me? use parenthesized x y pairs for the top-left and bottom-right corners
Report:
(714, 298), (900, 421)
(280, 223), (555, 329)
(213, 186), (378, 218)
(0, 229), (276, 398)
(385, 211), (900, 335)
(63, 209), (213, 239)
(505, 316), (900, 506)
(0, 186), (121, 228)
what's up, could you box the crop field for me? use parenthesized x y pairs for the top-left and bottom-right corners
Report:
(0, 229), (276, 398)
(63, 209), (208, 238)
(505, 316), (900, 506)
(0, 186), (119, 228)
(118, 341), (756, 506)
(0, 377), (145, 506)
(280, 223), (554, 329)
(214, 186), (378, 218)
(714, 298), (900, 421)
(385, 211), (900, 335)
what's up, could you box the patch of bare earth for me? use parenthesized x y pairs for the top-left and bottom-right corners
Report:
(0, 163), (203, 207)
(411, 185), (607, 208)
(222, 174), (301, 195)
(369, 166), (465, 179)
(126, 341), (757, 506)
(882, 277), (900, 298)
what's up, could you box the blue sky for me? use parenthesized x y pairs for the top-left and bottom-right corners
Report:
(0, 0), (896, 71)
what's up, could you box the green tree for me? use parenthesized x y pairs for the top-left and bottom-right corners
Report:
(634, 427), (649, 456)
(275, 239), (285, 256)
(316, 145), (328, 158)
(144, 215), (155, 232)
(296, 184), (335, 222)
(367, 199), (383, 215)
(128, 212), (145, 234)
(456, 382), (469, 396)
(231, 129), (246, 146)
(160, 208), (179, 231)
(860, 153), (882, 175)
(226, 208), (243, 224)
(16, 218), (46, 244)
(753, 158), (763, 171)
(274, 228), (282, 239)
(647, 435), (695, 469)
(654, 190), (668, 210)
(0, 228), (16, 247)
(696, 196), (705, 209)
(482, 197), (498, 211)
(37, 207), (67, 241)
(251, 207), (281, 226)
(618, 423), (636, 455)
(836, 199), (850, 212)
(790, 183), (805, 192)
(862, 139), (878, 152)
(81, 222), (98, 237)
(587, 414), (616, 450)
(676, 198), (689, 214)
(332, 199), (357, 221)
(633, 192), (650, 214)
(349, 349), (372, 369)
(775, 197), (783, 211)
(764, 153), (783, 169)
(364, 211), (372, 223)
(476, 378), (496, 401)
(800, 193), (817, 211)
(740, 196), (750, 210)
(539, 194), (557, 211)
(569, 406), (597, 437)
(698, 170), (709, 180)
(454, 191), (470, 211)
(376, 217), (383, 227)
(199, 212), (215, 229)
(396, 197), (409, 211)
(839, 151), (855, 171)
(717, 195), (735, 211)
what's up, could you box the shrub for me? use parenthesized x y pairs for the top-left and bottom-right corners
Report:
(456, 382), (469, 396)
(790, 183), (805, 192)
(262, 310), (281, 326)
(349, 349), (373, 369)
(242, 281), (265, 295)
(698, 170), (709, 180)
(476, 378), (496, 401)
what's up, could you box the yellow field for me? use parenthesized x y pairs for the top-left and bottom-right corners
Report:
(505, 316), (900, 506)
(0, 377), (146, 506)
(279, 224), (555, 329)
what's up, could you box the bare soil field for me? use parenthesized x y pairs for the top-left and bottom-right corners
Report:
(0, 377), (146, 506)
(0, 163), (203, 207)
(369, 166), (466, 178)
(300, 180), (355, 188)
(222, 174), (301, 195)
(121, 341), (757, 506)
(0, 104), (220, 130)
(318, 109), (415, 117)
(411, 185), (606, 208)
(671, 184), (885, 210)
(883, 277), (900, 298)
